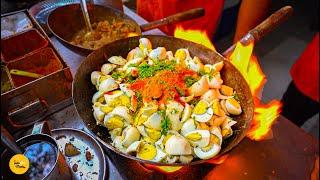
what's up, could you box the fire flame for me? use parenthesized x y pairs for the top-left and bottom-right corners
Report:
(229, 41), (282, 141)
(207, 154), (229, 164)
(143, 164), (182, 173)
(127, 32), (139, 37)
(174, 26), (216, 51)
(247, 98), (282, 140)
(228, 42), (266, 95)
(173, 26), (282, 141)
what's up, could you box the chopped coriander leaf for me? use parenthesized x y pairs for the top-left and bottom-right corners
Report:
(171, 109), (178, 114)
(160, 110), (171, 135)
(136, 92), (142, 102)
(175, 86), (185, 97)
(134, 92), (143, 115)
(126, 75), (136, 83)
(138, 60), (176, 78)
(233, 92), (240, 101)
(127, 63), (138, 68)
(189, 98), (200, 106)
(111, 71), (125, 79)
(184, 76), (198, 87)
(199, 70), (206, 76)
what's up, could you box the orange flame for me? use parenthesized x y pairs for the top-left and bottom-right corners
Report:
(228, 42), (282, 140)
(206, 154), (229, 164)
(127, 32), (139, 37)
(228, 42), (266, 95)
(173, 26), (282, 141)
(143, 164), (182, 173)
(174, 26), (216, 51)
(247, 98), (282, 140)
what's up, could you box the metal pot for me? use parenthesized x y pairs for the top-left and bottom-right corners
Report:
(47, 4), (204, 55)
(1, 121), (72, 179)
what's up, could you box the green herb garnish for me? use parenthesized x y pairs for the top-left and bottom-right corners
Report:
(189, 98), (200, 106)
(111, 71), (125, 79)
(175, 86), (185, 97)
(136, 92), (143, 107)
(233, 92), (240, 101)
(126, 75), (136, 83)
(160, 110), (171, 135)
(138, 60), (176, 78)
(184, 76), (198, 87)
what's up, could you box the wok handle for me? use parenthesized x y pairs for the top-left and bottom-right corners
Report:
(140, 8), (205, 32)
(223, 6), (293, 56)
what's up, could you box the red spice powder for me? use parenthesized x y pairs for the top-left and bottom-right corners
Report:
(129, 68), (197, 104)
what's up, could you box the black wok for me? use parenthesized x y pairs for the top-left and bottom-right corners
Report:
(72, 35), (254, 166)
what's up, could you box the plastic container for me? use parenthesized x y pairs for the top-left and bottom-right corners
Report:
(1, 28), (48, 63)
(1, 12), (33, 39)
(1, 65), (13, 94)
(7, 47), (63, 87)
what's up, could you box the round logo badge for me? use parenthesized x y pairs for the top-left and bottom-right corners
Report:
(9, 154), (29, 175)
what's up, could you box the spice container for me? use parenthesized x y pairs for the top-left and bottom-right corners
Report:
(1, 65), (13, 93)
(1, 12), (33, 39)
(1, 10), (73, 133)
(7, 47), (63, 87)
(1, 28), (48, 63)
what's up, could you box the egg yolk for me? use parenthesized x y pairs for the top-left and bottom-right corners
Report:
(228, 98), (240, 109)
(220, 85), (233, 96)
(99, 75), (109, 83)
(210, 134), (220, 145)
(143, 136), (157, 143)
(137, 114), (149, 126)
(109, 95), (131, 108)
(222, 128), (231, 137)
(97, 96), (105, 103)
(100, 106), (113, 113)
(201, 144), (213, 152)
(145, 128), (161, 140)
(194, 100), (208, 115)
(199, 123), (210, 131)
(204, 65), (212, 74)
(105, 116), (124, 130)
(119, 95), (130, 106)
(175, 49), (187, 61)
(185, 132), (202, 141)
(137, 143), (157, 160)
(212, 100), (225, 117)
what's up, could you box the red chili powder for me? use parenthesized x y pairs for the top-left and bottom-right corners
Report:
(129, 68), (197, 104)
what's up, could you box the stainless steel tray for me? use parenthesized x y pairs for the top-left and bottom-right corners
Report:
(28, 0), (81, 34)
(1, 9), (73, 133)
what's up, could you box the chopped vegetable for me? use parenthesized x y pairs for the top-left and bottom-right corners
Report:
(184, 76), (198, 87)
(160, 110), (171, 135)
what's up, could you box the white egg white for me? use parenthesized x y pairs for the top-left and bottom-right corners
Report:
(194, 143), (221, 160)
(185, 130), (210, 148)
(180, 119), (196, 136)
(111, 106), (133, 124)
(143, 112), (162, 130)
(191, 107), (214, 123)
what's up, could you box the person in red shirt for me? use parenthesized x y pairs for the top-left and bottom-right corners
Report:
(137, 0), (225, 39)
(281, 33), (319, 126)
